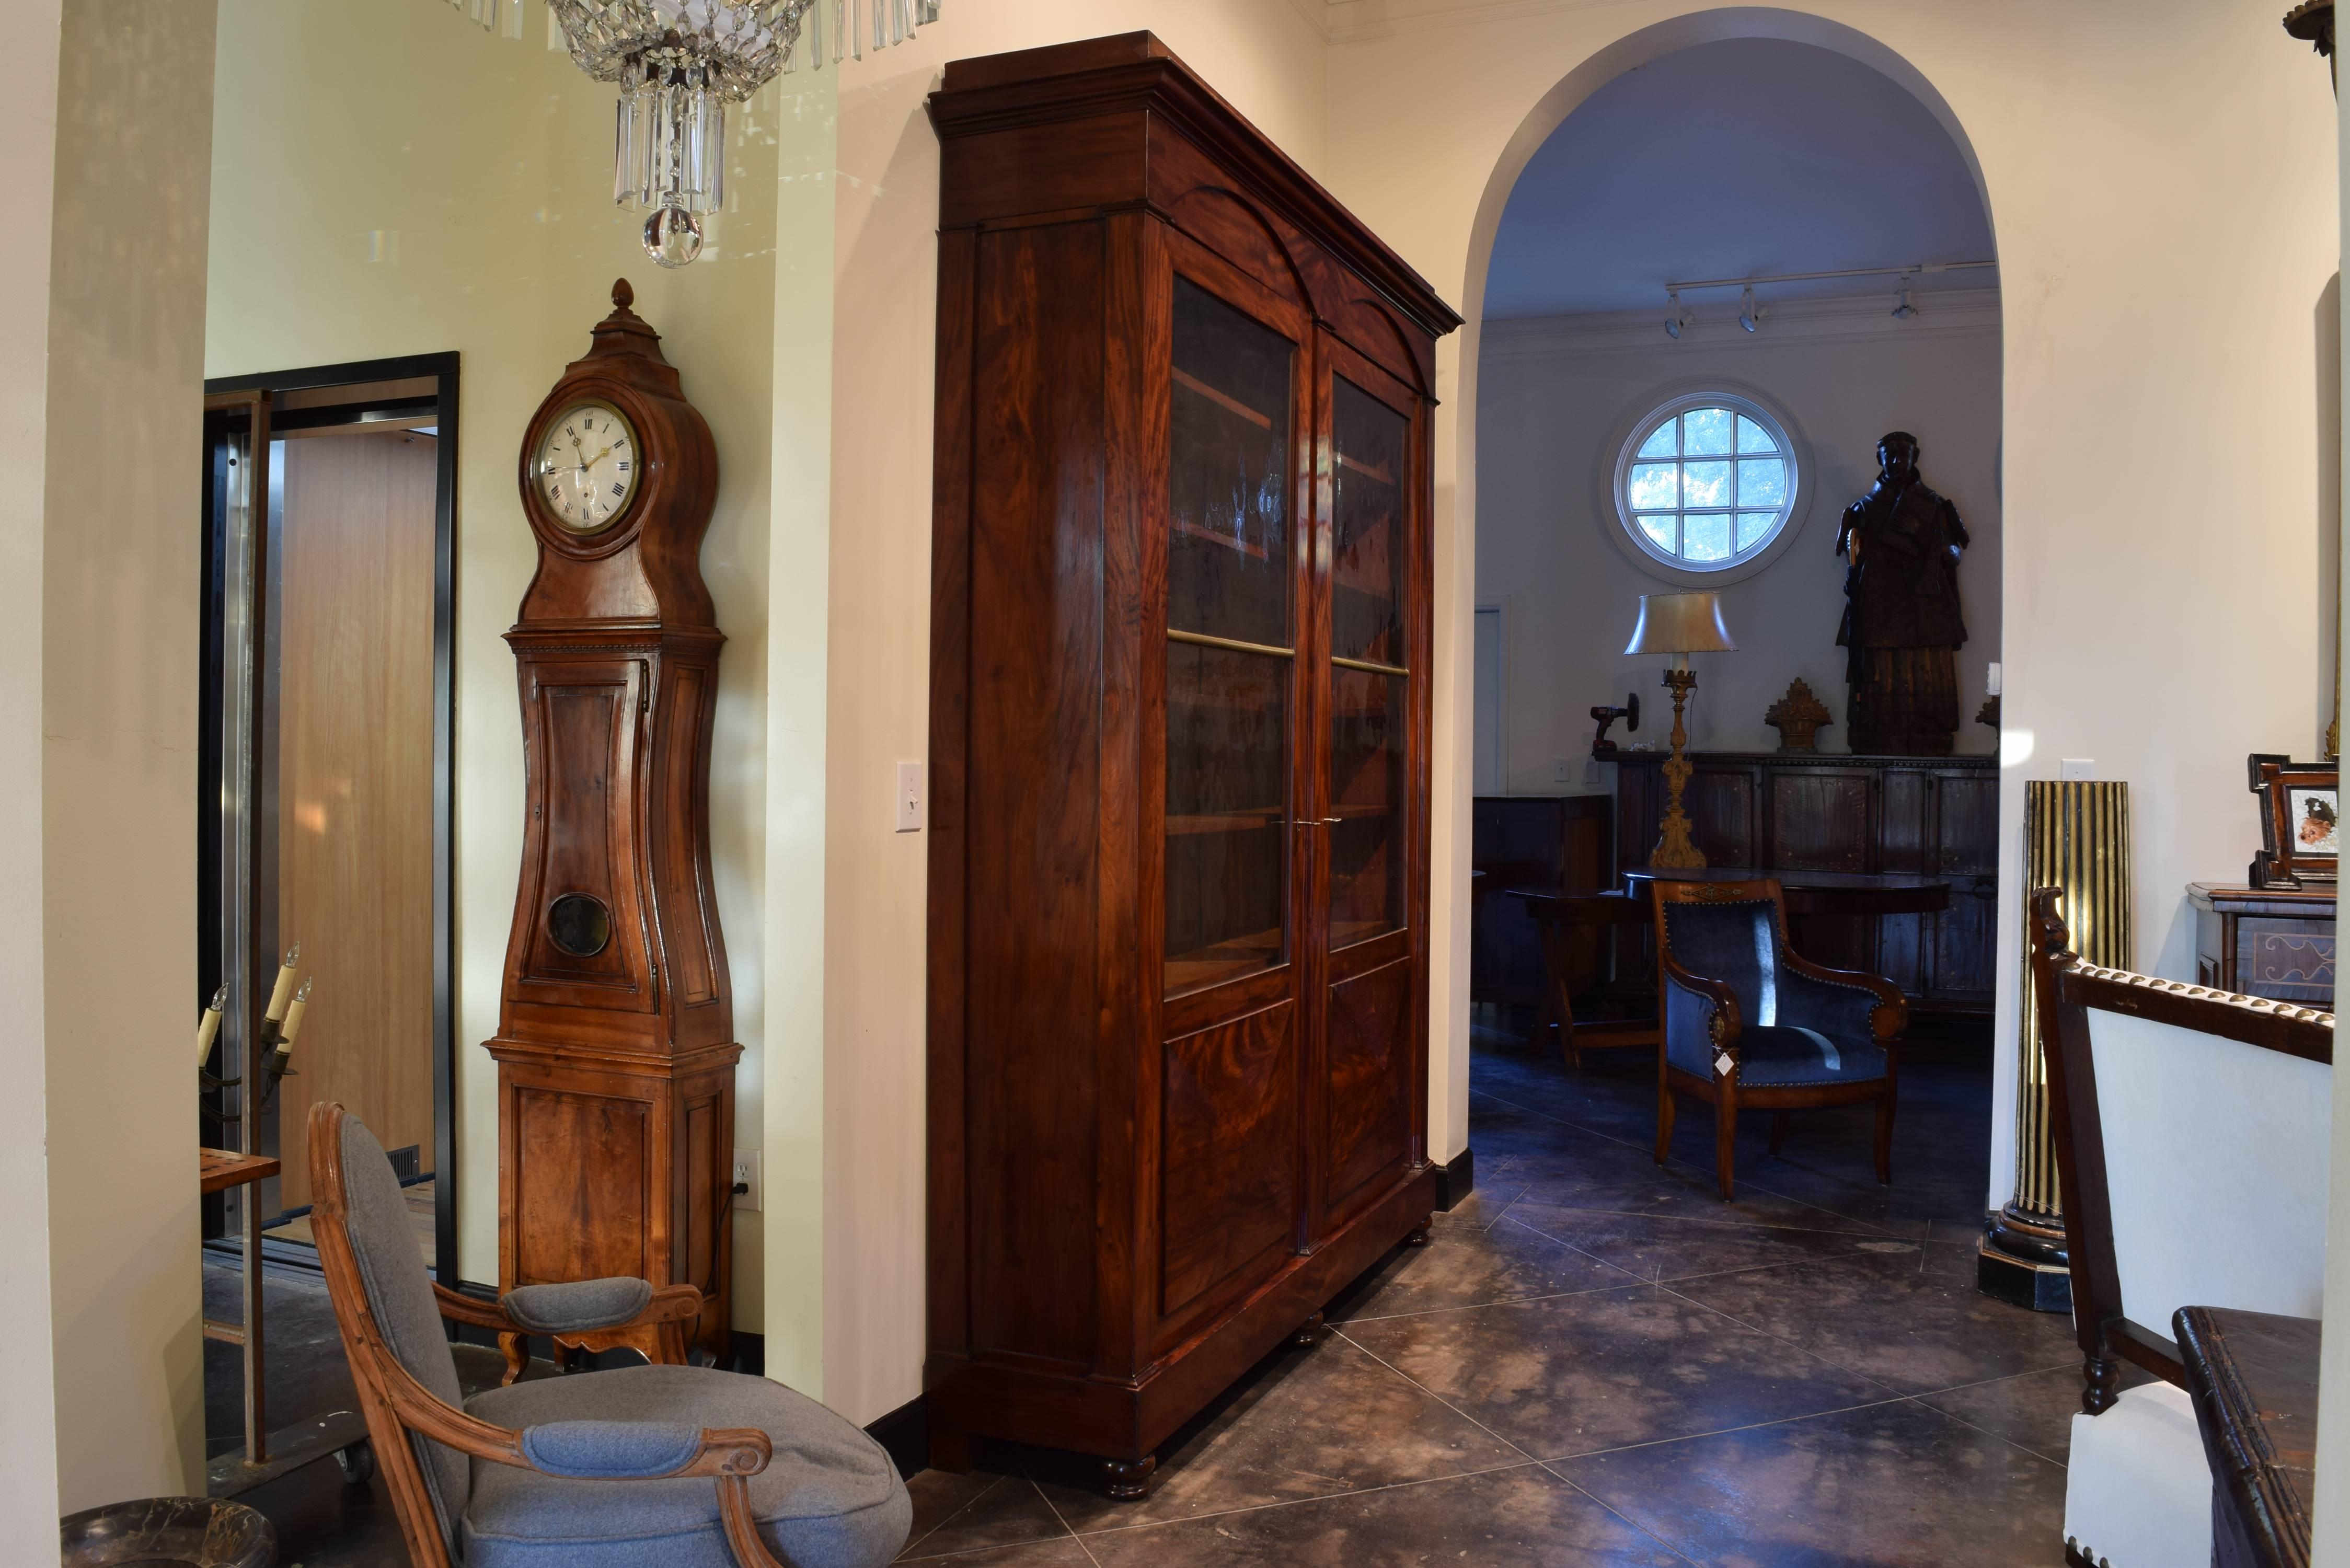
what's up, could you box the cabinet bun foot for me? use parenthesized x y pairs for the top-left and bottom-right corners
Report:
(1102, 1455), (1157, 1501)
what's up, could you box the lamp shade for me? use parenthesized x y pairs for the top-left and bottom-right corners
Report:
(1624, 592), (1737, 656)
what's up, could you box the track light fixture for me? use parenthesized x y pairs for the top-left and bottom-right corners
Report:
(1663, 290), (1690, 340)
(1891, 273), (1919, 319)
(1738, 285), (1762, 333)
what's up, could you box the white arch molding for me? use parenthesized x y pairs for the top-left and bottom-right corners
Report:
(1435, 5), (1999, 1171)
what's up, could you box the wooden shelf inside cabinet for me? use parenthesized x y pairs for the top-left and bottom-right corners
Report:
(1167, 928), (1285, 993)
(1174, 368), (1276, 430)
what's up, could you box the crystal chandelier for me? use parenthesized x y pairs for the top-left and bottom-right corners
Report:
(451, 1), (941, 268)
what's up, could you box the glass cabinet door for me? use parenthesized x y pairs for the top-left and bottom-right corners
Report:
(1163, 276), (1299, 995)
(1324, 374), (1411, 950)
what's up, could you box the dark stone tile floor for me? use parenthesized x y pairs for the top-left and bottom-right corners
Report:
(220, 1012), (2078, 1567)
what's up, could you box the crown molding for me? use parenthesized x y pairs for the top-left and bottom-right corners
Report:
(1479, 287), (2002, 360)
(1318, 0), (1647, 47)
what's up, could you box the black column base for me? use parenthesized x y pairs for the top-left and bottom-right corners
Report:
(1976, 1204), (2072, 1314)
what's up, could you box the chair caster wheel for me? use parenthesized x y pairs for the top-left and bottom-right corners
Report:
(336, 1439), (376, 1486)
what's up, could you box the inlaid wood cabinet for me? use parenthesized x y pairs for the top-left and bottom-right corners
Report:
(924, 34), (1460, 1491)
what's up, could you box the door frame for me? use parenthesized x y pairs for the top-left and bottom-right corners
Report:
(202, 351), (461, 1287)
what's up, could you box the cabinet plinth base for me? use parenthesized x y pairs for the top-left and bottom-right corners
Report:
(926, 1167), (1436, 1470)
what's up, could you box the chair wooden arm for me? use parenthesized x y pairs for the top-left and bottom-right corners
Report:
(1658, 950), (1743, 1056)
(1778, 949), (1908, 1041)
(365, 1324), (792, 1568)
(433, 1283), (519, 1333)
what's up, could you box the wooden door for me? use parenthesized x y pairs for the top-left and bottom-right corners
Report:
(1307, 332), (1426, 1238)
(1149, 235), (1313, 1348)
(273, 428), (437, 1210)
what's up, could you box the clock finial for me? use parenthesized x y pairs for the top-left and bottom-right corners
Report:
(612, 277), (635, 311)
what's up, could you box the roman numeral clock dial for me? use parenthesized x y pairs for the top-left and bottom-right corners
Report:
(534, 400), (640, 532)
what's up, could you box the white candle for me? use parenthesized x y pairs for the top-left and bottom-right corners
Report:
(194, 983), (226, 1066)
(264, 943), (302, 1023)
(278, 978), (313, 1059)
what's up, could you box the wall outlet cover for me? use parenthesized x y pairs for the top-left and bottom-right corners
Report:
(2060, 758), (2094, 781)
(730, 1149), (762, 1212)
(1552, 757), (1572, 782)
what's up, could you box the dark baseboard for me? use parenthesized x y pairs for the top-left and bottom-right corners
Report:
(866, 1395), (928, 1479)
(1432, 1146), (1474, 1212)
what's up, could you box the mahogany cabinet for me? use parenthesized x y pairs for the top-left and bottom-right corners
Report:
(1610, 751), (1997, 1011)
(924, 34), (1459, 1491)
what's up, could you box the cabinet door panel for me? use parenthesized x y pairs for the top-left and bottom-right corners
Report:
(1323, 956), (1412, 1223)
(1928, 772), (1999, 1005)
(1687, 766), (1757, 867)
(514, 1087), (649, 1285)
(1159, 1002), (1300, 1321)
(1161, 266), (1306, 1001)
(1768, 770), (1873, 873)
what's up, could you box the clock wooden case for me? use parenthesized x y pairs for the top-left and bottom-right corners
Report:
(487, 280), (736, 1360)
(925, 34), (1460, 1493)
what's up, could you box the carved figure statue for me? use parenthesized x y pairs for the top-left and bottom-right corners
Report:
(1836, 432), (1969, 755)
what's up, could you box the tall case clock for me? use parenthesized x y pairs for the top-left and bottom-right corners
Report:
(488, 279), (735, 1360)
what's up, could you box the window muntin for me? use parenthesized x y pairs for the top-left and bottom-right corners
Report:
(1617, 398), (1794, 571)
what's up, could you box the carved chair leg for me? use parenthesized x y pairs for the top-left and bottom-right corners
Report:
(1654, 1084), (1676, 1166)
(498, 1332), (530, 1388)
(1873, 1086), (1897, 1187)
(1102, 1455), (1157, 1501)
(1713, 1097), (1738, 1202)
(1767, 1112), (1791, 1157)
(2082, 1352), (2120, 1415)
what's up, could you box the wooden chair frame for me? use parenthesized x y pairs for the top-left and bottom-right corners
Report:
(308, 1101), (792, 1568)
(2026, 888), (2334, 1415)
(1651, 879), (1907, 1200)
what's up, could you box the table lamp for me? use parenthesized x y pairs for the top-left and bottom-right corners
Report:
(1624, 592), (1737, 869)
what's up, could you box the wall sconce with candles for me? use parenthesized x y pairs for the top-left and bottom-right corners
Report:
(1625, 592), (1737, 868)
(197, 943), (314, 1128)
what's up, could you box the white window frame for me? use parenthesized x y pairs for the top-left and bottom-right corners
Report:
(1598, 383), (1814, 589)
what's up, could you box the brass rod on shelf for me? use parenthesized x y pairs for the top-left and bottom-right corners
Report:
(1167, 628), (1295, 659)
(1331, 655), (1410, 677)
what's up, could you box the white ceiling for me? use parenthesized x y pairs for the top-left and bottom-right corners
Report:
(1483, 38), (1995, 321)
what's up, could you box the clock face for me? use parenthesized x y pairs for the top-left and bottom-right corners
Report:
(533, 401), (641, 533)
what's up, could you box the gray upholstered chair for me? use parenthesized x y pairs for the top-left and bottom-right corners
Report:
(1651, 879), (1906, 1201)
(308, 1101), (911, 1568)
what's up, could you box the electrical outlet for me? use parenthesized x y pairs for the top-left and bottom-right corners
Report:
(1583, 759), (1602, 788)
(731, 1150), (762, 1211)
(895, 760), (924, 832)
(1553, 757), (1572, 783)
(2061, 758), (2094, 781)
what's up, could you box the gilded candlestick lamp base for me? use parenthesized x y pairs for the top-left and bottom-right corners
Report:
(1652, 668), (1705, 869)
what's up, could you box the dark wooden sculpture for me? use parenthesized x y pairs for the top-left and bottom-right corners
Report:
(485, 280), (736, 1362)
(925, 33), (1458, 1496)
(1836, 432), (1969, 755)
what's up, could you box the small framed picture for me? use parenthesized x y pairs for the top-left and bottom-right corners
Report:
(2254, 760), (2339, 887)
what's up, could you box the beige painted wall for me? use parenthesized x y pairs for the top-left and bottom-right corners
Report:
(205, 1), (781, 1328)
(44, 0), (217, 1512)
(4, 0), (64, 1549)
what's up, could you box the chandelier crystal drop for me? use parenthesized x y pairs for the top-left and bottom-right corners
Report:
(541, 0), (941, 268)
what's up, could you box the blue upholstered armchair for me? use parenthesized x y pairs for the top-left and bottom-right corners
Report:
(1652, 880), (1907, 1200)
(309, 1102), (911, 1568)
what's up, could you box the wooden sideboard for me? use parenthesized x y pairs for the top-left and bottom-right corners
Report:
(2190, 883), (2335, 1008)
(1608, 749), (1998, 1012)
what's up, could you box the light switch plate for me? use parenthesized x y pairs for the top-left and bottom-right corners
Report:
(2061, 758), (2094, 781)
(1552, 757), (1572, 783)
(895, 760), (924, 832)
(731, 1150), (762, 1212)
